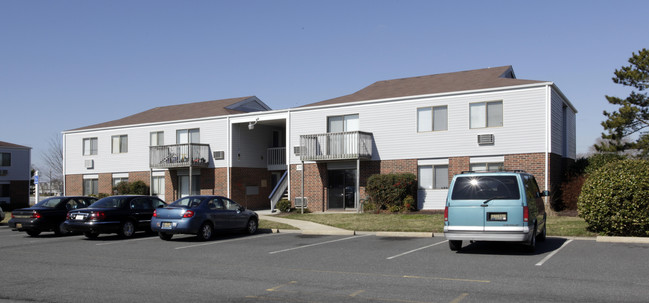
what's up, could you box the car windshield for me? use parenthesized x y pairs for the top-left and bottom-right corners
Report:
(451, 176), (520, 200)
(35, 197), (63, 208)
(170, 197), (205, 208)
(90, 197), (127, 208)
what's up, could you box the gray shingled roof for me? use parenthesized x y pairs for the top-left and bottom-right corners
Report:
(0, 141), (31, 149)
(301, 66), (545, 107)
(71, 96), (261, 131)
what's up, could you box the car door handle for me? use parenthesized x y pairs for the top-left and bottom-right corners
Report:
(480, 204), (488, 207)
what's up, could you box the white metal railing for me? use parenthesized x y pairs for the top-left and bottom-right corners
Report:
(150, 143), (210, 169)
(267, 147), (286, 170)
(299, 131), (372, 161)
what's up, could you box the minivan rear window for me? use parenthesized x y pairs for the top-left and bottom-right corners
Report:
(451, 176), (520, 200)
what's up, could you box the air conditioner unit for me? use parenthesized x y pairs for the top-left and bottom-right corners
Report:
(0, 169), (7, 176)
(477, 134), (495, 145)
(293, 146), (302, 156)
(213, 151), (224, 160)
(84, 159), (94, 169)
(295, 197), (307, 207)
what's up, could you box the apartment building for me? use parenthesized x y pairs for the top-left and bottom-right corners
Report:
(63, 66), (577, 211)
(0, 141), (31, 210)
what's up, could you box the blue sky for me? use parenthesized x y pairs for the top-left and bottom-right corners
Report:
(1, 0), (647, 177)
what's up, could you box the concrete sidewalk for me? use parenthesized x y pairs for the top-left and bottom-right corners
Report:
(258, 211), (354, 235)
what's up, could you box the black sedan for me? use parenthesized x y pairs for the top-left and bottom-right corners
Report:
(64, 195), (166, 239)
(9, 196), (97, 236)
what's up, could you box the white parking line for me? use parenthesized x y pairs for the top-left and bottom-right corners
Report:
(175, 233), (280, 250)
(96, 236), (161, 246)
(269, 234), (371, 255)
(386, 240), (449, 260)
(535, 239), (573, 266)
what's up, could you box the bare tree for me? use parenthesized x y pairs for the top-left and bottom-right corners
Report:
(41, 134), (63, 193)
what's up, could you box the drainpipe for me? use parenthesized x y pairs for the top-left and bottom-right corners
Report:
(356, 158), (360, 213)
(301, 160), (304, 214)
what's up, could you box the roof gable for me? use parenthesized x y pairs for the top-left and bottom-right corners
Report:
(0, 141), (31, 149)
(71, 96), (269, 131)
(302, 66), (545, 107)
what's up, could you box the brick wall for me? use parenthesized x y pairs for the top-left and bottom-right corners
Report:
(504, 153), (546, 189)
(65, 174), (83, 195)
(230, 167), (273, 210)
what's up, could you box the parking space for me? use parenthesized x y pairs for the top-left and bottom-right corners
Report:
(1, 225), (648, 302)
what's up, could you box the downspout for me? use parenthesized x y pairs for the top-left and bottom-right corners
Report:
(62, 133), (66, 196)
(227, 116), (231, 198)
(545, 85), (550, 192)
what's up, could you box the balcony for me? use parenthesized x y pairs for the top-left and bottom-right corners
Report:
(150, 144), (210, 169)
(267, 147), (286, 171)
(299, 131), (373, 161)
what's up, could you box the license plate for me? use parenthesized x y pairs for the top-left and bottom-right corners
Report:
(74, 214), (86, 220)
(161, 222), (173, 230)
(16, 223), (22, 229)
(488, 213), (507, 221)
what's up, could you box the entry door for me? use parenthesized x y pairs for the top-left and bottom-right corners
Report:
(328, 169), (356, 210)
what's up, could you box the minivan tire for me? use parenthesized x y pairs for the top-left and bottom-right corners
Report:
(449, 240), (462, 251)
(526, 228), (537, 252)
(537, 223), (547, 242)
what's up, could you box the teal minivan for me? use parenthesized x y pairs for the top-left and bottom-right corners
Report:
(444, 171), (549, 252)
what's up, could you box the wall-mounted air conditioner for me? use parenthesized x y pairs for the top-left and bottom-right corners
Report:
(293, 146), (301, 156)
(213, 151), (224, 160)
(295, 197), (307, 207)
(84, 159), (94, 169)
(0, 169), (7, 176)
(477, 134), (495, 145)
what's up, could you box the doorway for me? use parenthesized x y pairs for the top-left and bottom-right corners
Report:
(328, 169), (356, 210)
(179, 175), (199, 198)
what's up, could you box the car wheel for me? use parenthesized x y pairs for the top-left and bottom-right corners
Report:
(246, 218), (258, 235)
(196, 223), (213, 241)
(54, 222), (69, 236)
(159, 232), (173, 241)
(527, 228), (537, 252)
(537, 223), (547, 242)
(84, 232), (99, 239)
(118, 221), (136, 238)
(449, 240), (462, 251)
(26, 230), (41, 237)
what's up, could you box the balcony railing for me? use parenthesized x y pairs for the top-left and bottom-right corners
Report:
(267, 147), (286, 171)
(299, 131), (373, 161)
(150, 143), (210, 169)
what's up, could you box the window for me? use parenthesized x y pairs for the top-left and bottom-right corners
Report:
(418, 165), (449, 189)
(328, 114), (359, 132)
(83, 178), (98, 196)
(470, 162), (504, 172)
(112, 177), (128, 187)
(83, 138), (98, 156)
(176, 128), (199, 144)
(0, 184), (9, 197)
(150, 131), (164, 146)
(417, 106), (448, 132)
(470, 101), (503, 128)
(0, 152), (10, 166)
(152, 176), (165, 196)
(111, 135), (128, 153)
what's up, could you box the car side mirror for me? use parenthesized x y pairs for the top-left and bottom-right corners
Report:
(541, 190), (551, 197)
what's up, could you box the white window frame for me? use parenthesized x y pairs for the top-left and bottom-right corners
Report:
(470, 100), (503, 128)
(83, 138), (98, 156)
(83, 177), (98, 196)
(327, 114), (359, 133)
(418, 164), (449, 190)
(111, 135), (128, 154)
(150, 131), (164, 146)
(0, 152), (10, 166)
(176, 128), (200, 144)
(417, 105), (448, 132)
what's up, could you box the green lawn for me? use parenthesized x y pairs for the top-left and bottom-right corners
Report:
(281, 212), (596, 237)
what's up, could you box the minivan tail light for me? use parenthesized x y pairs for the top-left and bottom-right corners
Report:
(444, 206), (449, 222)
(523, 206), (529, 222)
(183, 210), (194, 218)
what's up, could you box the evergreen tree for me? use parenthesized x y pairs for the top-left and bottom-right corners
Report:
(596, 48), (649, 158)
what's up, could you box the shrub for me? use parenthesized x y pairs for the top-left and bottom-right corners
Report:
(275, 199), (291, 212)
(578, 159), (649, 236)
(113, 181), (150, 195)
(366, 173), (417, 213)
(560, 175), (586, 211)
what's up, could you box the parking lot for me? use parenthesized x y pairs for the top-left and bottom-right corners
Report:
(1, 225), (648, 303)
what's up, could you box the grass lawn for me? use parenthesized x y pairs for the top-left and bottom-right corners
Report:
(281, 212), (597, 237)
(259, 219), (298, 230)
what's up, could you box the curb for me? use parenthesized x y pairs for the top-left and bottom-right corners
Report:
(596, 236), (649, 244)
(302, 230), (356, 236)
(374, 231), (433, 238)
